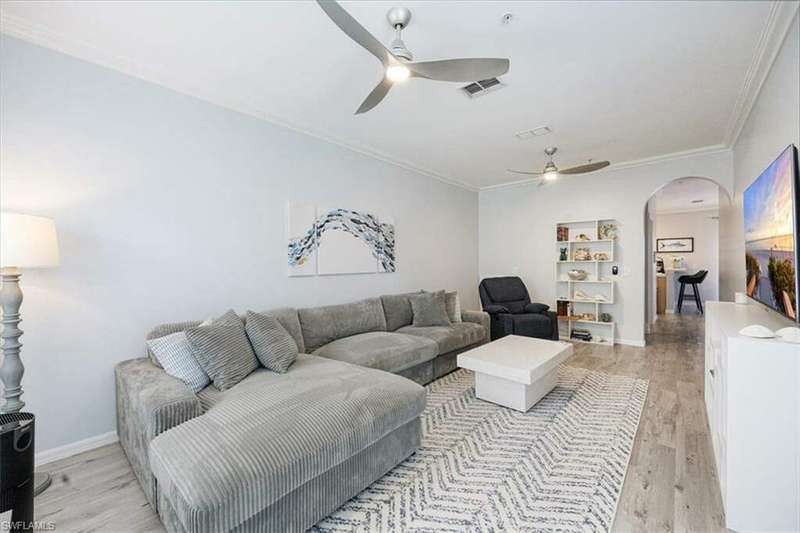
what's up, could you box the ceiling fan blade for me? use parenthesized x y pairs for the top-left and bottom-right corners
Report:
(507, 169), (543, 175)
(316, 0), (397, 65)
(560, 161), (611, 175)
(407, 58), (509, 82)
(355, 77), (393, 114)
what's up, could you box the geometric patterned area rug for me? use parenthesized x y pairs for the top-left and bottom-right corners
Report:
(313, 366), (648, 533)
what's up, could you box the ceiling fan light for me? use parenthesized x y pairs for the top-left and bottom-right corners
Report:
(386, 65), (410, 82)
(544, 170), (559, 181)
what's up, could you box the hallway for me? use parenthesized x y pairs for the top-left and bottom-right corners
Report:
(569, 314), (725, 532)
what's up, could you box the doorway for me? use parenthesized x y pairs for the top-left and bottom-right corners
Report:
(643, 177), (731, 339)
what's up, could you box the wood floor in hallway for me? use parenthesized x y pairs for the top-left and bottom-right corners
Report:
(32, 313), (724, 532)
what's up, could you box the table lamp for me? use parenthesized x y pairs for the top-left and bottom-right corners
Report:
(0, 212), (60, 495)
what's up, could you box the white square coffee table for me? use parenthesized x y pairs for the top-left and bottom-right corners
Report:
(457, 335), (574, 411)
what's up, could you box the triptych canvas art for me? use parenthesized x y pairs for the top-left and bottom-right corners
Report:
(287, 203), (396, 276)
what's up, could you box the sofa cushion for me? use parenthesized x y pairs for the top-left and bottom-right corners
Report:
(482, 276), (530, 304)
(505, 313), (554, 338)
(245, 311), (298, 373)
(146, 331), (210, 393)
(298, 297), (387, 352)
(380, 291), (421, 331)
(185, 322), (258, 391)
(145, 307), (305, 365)
(397, 322), (485, 354)
(253, 307), (306, 354)
(149, 354), (425, 533)
(409, 291), (451, 327)
(313, 332), (437, 373)
(445, 291), (462, 323)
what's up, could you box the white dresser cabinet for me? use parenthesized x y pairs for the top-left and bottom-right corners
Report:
(705, 301), (800, 532)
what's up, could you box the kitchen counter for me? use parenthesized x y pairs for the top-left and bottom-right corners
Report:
(656, 267), (687, 312)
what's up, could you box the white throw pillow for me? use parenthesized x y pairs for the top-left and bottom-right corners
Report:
(147, 331), (210, 393)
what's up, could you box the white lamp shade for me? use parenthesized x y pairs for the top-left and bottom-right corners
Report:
(1, 212), (60, 268)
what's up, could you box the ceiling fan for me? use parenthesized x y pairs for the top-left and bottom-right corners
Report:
(507, 147), (610, 185)
(316, 1), (510, 114)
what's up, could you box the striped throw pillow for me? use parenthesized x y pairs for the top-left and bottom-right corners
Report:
(186, 321), (258, 391)
(146, 332), (210, 393)
(245, 310), (299, 373)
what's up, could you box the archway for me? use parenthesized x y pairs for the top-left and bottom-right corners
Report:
(641, 176), (733, 343)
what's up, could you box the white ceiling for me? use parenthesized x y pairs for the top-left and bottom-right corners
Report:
(652, 177), (721, 214)
(0, 1), (784, 189)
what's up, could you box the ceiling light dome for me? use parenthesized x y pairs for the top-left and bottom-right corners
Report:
(386, 65), (410, 82)
(543, 162), (559, 181)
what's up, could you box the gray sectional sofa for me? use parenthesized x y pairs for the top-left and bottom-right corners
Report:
(115, 291), (489, 532)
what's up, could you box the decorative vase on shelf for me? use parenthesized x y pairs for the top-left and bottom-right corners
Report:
(559, 248), (568, 261)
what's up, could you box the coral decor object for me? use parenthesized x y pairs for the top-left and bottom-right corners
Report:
(567, 270), (588, 280)
(599, 223), (618, 240)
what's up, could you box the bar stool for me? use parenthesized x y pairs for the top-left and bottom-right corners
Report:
(677, 270), (708, 314)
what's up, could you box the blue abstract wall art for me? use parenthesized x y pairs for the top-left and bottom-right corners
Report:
(287, 204), (395, 276)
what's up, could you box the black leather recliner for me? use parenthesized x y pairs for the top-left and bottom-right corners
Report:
(479, 277), (559, 341)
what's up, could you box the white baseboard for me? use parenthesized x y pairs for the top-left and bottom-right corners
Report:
(616, 338), (646, 347)
(36, 430), (118, 467)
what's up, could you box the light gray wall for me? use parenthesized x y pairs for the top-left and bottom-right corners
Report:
(479, 151), (732, 345)
(0, 36), (479, 453)
(719, 12), (800, 302)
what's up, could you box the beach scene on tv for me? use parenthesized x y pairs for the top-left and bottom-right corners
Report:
(744, 147), (797, 319)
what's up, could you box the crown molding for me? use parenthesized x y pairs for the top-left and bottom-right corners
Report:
(0, 12), (479, 193)
(479, 144), (731, 192)
(723, 1), (800, 148)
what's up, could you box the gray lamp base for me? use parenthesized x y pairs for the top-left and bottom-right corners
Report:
(34, 471), (52, 496)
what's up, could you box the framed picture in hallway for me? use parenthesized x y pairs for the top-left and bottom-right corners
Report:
(657, 237), (694, 253)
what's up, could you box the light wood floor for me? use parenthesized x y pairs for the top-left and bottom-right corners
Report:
(34, 314), (724, 532)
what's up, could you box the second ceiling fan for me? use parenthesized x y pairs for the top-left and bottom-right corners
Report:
(316, 0), (510, 114)
(508, 147), (610, 185)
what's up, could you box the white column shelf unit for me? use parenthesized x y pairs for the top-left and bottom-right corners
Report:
(555, 219), (618, 345)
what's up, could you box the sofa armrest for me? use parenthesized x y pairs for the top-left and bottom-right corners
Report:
(546, 310), (559, 340)
(115, 357), (202, 508)
(483, 304), (509, 315)
(461, 310), (490, 344)
(524, 303), (550, 314)
(116, 357), (201, 439)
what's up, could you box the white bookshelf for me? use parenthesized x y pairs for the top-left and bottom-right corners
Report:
(555, 219), (618, 345)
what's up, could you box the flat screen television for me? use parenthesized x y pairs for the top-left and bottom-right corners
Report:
(744, 144), (800, 320)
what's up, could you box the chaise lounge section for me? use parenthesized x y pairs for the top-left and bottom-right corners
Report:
(115, 291), (488, 532)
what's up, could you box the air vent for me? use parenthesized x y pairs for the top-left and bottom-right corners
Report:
(461, 77), (504, 98)
(514, 126), (552, 140)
